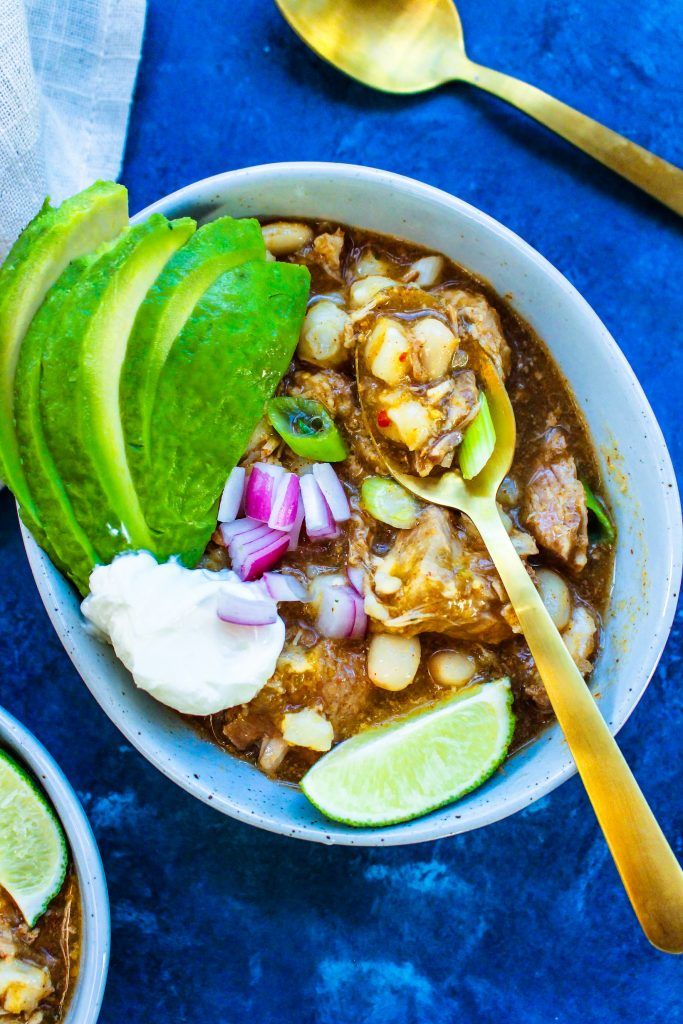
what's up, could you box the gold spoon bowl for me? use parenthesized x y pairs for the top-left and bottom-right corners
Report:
(356, 348), (683, 953)
(275, 0), (683, 215)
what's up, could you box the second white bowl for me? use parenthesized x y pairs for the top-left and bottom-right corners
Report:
(0, 706), (109, 1022)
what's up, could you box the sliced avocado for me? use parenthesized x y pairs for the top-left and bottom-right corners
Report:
(121, 215), (265, 492)
(145, 259), (310, 563)
(122, 216), (266, 455)
(0, 181), (128, 519)
(39, 214), (196, 569)
(14, 252), (107, 591)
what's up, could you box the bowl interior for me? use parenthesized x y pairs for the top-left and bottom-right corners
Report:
(23, 163), (682, 845)
(0, 707), (109, 1021)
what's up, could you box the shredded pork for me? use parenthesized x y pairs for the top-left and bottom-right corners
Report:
(365, 506), (521, 643)
(523, 428), (588, 572)
(440, 289), (511, 378)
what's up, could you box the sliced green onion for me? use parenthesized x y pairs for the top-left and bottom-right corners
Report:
(266, 397), (347, 462)
(582, 481), (615, 544)
(459, 394), (496, 480)
(360, 477), (420, 529)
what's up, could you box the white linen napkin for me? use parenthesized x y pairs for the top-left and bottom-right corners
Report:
(0, 0), (146, 257)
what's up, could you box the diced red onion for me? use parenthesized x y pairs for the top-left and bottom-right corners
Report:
(244, 463), (285, 523)
(286, 494), (305, 551)
(300, 474), (339, 541)
(311, 576), (367, 639)
(229, 525), (278, 558)
(219, 517), (264, 543)
(231, 530), (290, 582)
(217, 590), (278, 626)
(217, 466), (246, 523)
(314, 581), (356, 638)
(312, 463), (350, 523)
(346, 566), (365, 595)
(226, 530), (273, 564)
(263, 572), (308, 603)
(268, 472), (301, 531)
(349, 595), (367, 639)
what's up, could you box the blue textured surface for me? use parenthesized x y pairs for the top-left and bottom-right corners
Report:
(1, 1), (682, 1020)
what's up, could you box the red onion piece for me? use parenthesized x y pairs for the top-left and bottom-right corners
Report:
(219, 517), (264, 543)
(312, 463), (350, 522)
(268, 472), (301, 531)
(229, 524), (277, 558)
(310, 575), (365, 639)
(217, 590), (278, 626)
(314, 581), (357, 638)
(346, 566), (365, 595)
(217, 466), (246, 523)
(349, 592), (368, 639)
(231, 531), (290, 582)
(286, 494), (305, 551)
(244, 463), (285, 523)
(263, 572), (308, 603)
(300, 474), (339, 541)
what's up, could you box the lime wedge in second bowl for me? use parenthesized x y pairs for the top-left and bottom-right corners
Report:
(301, 678), (514, 827)
(0, 750), (68, 926)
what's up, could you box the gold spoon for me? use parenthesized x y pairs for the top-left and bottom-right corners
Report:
(275, 0), (683, 216)
(356, 351), (683, 952)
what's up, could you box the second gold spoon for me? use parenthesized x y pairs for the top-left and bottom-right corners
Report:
(356, 353), (683, 953)
(275, 0), (683, 216)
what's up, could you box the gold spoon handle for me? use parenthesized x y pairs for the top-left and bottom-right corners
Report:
(459, 59), (683, 216)
(470, 499), (683, 952)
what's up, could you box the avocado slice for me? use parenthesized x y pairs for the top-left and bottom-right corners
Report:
(0, 181), (128, 520)
(145, 259), (310, 563)
(121, 215), (265, 492)
(14, 252), (109, 591)
(39, 214), (196, 569)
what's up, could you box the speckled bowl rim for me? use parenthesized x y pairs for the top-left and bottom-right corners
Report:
(21, 161), (682, 846)
(0, 706), (109, 1021)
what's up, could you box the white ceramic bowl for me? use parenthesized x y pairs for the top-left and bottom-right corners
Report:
(0, 706), (109, 1021)
(22, 162), (682, 846)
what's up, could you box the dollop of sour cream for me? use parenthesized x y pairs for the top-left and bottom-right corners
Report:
(81, 552), (285, 715)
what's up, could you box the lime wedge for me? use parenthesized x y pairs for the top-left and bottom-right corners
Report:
(301, 678), (514, 827)
(0, 751), (68, 925)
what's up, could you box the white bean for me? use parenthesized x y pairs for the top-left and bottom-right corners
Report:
(428, 650), (476, 689)
(354, 249), (392, 279)
(405, 255), (444, 288)
(562, 605), (597, 673)
(367, 634), (421, 691)
(261, 221), (314, 256)
(384, 400), (433, 451)
(410, 317), (458, 380)
(258, 736), (288, 773)
(298, 300), (350, 368)
(536, 567), (572, 631)
(281, 708), (333, 751)
(367, 319), (410, 385)
(349, 275), (397, 308)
